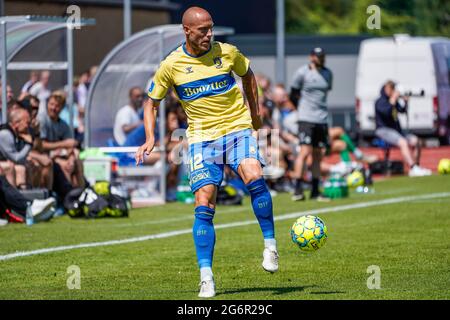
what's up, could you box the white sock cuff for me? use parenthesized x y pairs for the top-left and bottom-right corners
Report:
(200, 267), (213, 281)
(264, 238), (277, 250)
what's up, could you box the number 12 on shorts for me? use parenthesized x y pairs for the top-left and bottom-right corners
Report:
(190, 153), (204, 172)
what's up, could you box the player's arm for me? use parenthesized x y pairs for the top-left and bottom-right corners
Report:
(41, 139), (78, 152)
(289, 67), (305, 106)
(241, 67), (262, 130)
(289, 88), (301, 106)
(135, 59), (172, 165)
(230, 45), (261, 130)
(135, 98), (159, 165)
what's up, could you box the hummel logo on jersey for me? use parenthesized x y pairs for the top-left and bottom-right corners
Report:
(185, 66), (194, 74)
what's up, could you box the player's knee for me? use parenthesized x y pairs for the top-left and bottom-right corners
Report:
(300, 145), (313, 157)
(398, 138), (408, 148)
(195, 186), (216, 208)
(239, 159), (263, 184)
(333, 140), (346, 152)
(195, 197), (214, 208)
(1, 161), (13, 174)
(409, 136), (419, 147)
(245, 171), (263, 185)
(14, 164), (26, 175)
(331, 126), (344, 137)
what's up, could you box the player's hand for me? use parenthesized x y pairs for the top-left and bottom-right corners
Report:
(19, 133), (33, 144)
(393, 90), (401, 100)
(135, 138), (155, 166)
(31, 118), (40, 133)
(251, 114), (263, 131)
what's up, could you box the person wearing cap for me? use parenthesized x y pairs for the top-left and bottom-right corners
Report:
(375, 80), (431, 177)
(289, 47), (333, 201)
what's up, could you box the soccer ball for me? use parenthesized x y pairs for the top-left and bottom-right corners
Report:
(290, 215), (328, 252)
(347, 170), (364, 188)
(438, 158), (450, 174)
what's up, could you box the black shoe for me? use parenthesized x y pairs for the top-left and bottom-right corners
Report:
(291, 192), (306, 201)
(310, 192), (331, 202)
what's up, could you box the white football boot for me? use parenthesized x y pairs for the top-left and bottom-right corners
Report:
(409, 165), (432, 177)
(30, 198), (56, 220)
(198, 277), (216, 298)
(262, 247), (279, 273)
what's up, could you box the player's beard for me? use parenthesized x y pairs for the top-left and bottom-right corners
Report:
(192, 35), (211, 52)
(201, 39), (211, 49)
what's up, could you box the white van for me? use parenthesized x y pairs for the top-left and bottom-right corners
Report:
(355, 35), (450, 144)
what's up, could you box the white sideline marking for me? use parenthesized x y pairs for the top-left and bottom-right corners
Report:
(113, 207), (249, 228)
(0, 192), (449, 262)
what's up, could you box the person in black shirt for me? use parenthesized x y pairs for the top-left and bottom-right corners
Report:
(375, 80), (431, 177)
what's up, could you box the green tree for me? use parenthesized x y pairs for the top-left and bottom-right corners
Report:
(285, 0), (449, 37)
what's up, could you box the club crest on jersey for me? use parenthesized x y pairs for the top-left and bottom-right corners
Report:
(213, 57), (223, 69)
(185, 66), (194, 74)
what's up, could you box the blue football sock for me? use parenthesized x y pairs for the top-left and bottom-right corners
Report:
(193, 206), (216, 269)
(246, 178), (275, 240)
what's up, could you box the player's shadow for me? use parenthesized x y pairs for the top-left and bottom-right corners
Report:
(219, 285), (317, 296)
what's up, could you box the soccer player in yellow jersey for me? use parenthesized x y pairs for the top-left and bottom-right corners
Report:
(135, 7), (278, 298)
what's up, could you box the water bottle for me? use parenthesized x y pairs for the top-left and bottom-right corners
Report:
(25, 201), (34, 226)
(356, 185), (375, 194)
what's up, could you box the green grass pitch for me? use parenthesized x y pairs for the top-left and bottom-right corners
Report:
(0, 175), (449, 300)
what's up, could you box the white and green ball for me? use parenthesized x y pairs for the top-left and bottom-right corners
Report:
(290, 215), (328, 252)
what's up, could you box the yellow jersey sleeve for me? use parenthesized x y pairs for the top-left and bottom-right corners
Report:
(148, 60), (173, 101)
(230, 45), (250, 77)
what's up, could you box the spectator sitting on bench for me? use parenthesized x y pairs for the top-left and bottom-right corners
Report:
(374, 80), (431, 177)
(0, 166), (56, 223)
(0, 103), (33, 188)
(29, 70), (51, 116)
(114, 87), (162, 165)
(113, 87), (144, 146)
(19, 95), (54, 189)
(38, 91), (85, 188)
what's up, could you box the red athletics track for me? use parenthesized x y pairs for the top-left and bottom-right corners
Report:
(322, 146), (450, 175)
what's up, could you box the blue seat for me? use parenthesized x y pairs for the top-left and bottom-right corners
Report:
(372, 138), (392, 159)
(372, 138), (393, 175)
(372, 138), (391, 149)
(105, 138), (134, 166)
(106, 138), (119, 147)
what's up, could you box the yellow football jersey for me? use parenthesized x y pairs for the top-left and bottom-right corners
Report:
(148, 41), (253, 144)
